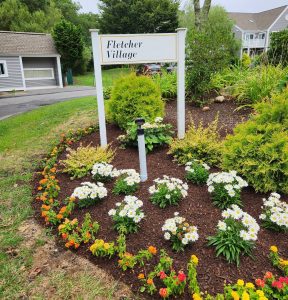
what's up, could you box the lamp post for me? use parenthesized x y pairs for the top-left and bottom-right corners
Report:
(135, 118), (147, 182)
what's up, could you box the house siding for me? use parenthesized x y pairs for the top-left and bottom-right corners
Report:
(0, 56), (24, 91)
(22, 57), (58, 88)
(270, 9), (288, 32)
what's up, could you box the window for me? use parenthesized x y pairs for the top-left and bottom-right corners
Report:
(0, 60), (8, 77)
(258, 33), (265, 39)
(24, 68), (54, 80)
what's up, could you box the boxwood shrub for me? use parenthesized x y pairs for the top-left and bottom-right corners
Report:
(108, 74), (164, 129)
(222, 90), (288, 193)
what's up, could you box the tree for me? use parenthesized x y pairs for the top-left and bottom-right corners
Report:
(77, 13), (100, 44)
(98, 0), (179, 34)
(193, 0), (211, 30)
(268, 29), (288, 67)
(52, 20), (85, 73)
(181, 5), (240, 98)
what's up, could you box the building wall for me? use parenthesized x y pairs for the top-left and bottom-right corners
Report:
(270, 9), (288, 32)
(0, 56), (24, 92)
(22, 57), (58, 88)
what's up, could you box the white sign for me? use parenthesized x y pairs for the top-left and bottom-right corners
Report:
(90, 29), (187, 146)
(99, 34), (177, 65)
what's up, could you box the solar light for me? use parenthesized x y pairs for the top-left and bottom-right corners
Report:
(135, 118), (147, 182)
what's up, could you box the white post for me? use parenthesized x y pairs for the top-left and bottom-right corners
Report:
(90, 29), (108, 146)
(19, 56), (26, 91)
(176, 28), (187, 139)
(138, 133), (148, 182)
(56, 56), (63, 88)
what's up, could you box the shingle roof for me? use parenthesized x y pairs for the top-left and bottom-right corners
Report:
(228, 5), (288, 31)
(0, 31), (59, 56)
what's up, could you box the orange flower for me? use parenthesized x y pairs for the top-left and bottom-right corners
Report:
(49, 198), (54, 204)
(41, 204), (50, 211)
(41, 211), (48, 217)
(65, 242), (70, 248)
(45, 217), (49, 223)
(50, 167), (56, 173)
(138, 273), (145, 279)
(62, 233), (68, 239)
(86, 232), (91, 239)
(124, 252), (133, 258)
(69, 240), (75, 246)
(264, 271), (273, 279)
(147, 278), (154, 285)
(37, 186), (43, 191)
(39, 178), (48, 185)
(56, 214), (63, 219)
(148, 246), (157, 255)
(71, 218), (78, 225)
(74, 243), (80, 249)
(59, 206), (67, 214)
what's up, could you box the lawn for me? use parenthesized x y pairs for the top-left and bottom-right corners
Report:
(74, 67), (133, 87)
(0, 97), (130, 299)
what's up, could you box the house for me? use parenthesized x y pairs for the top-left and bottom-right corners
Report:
(0, 31), (63, 92)
(228, 5), (288, 57)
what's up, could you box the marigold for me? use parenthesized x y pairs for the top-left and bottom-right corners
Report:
(280, 259), (288, 266)
(242, 291), (250, 300)
(50, 167), (56, 173)
(192, 293), (202, 300)
(103, 243), (110, 250)
(59, 206), (67, 214)
(39, 178), (48, 185)
(148, 246), (157, 255)
(255, 279), (265, 288)
(270, 245), (278, 253)
(146, 278), (153, 285)
(41, 205), (50, 211)
(65, 242), (70, 248)
(138, 273), (145, 279)
(41, 211), (48, 217)
(56, 214), (63, 219)
(74, 243), (80, 249)
(264, 271), (273, 279)
(159, 288), (168, 298)
(256, 290), (264, 297)
(37, 186), (43, 191)
(191, 255), (199, 265)
(245, 282), (255, 289)
(62, 233), (68, 239)
(237, 279), (244, 286)
(231, 291), (239, 300)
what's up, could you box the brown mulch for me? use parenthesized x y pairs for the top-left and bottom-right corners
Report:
(33, 100), (288, 299)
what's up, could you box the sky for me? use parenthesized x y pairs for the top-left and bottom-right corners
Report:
(78, 0), (288, 14)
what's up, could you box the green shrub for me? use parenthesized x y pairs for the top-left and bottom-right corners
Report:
(168, 116), (222, 166)
(268, 29), (288, 67)
(62, 144), (115, 179)
(241, 53), (251, 68)
(108, 74), (164, 129)
(152, 71), (177, 99)
(222, 90), (288, 193)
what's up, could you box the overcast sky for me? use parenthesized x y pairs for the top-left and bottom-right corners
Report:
(78, 0), (288, 14)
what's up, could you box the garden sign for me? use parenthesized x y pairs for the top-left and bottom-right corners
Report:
(90, 29), (187, 146)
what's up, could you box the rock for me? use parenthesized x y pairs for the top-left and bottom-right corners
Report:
(215, 95), (225, 103)
(202, 106), (210, 111)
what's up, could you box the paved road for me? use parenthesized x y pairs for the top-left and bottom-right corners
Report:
(0, 86), (96, 120)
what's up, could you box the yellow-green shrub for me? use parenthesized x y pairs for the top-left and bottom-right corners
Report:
(108, 74), (164, 129)
(222, 90), (288, 193)
(168, 117), (222, 166)
(62, 144), (115, 179)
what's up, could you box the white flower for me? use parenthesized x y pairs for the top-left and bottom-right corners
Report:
(208, 185), (214, 193)
(108, 209), (116, 216)
(182, 237), (188, 245)
(174, 212), (179, 216)
(71, 182), (107, 201)
(164, 232), (171, 240)
(217, 221), (227, 231)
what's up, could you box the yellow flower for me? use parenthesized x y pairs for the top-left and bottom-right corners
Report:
(259, 297), (268, 300)
(237, 279), (244, 286)
(90, 243), (97, 253)
(256, 290), (264, 297)
(242, 291), (250, 300)
(103, 243), (110, 250)
(231, 291), (240, 300)
(280, 259), (288, 266)
(270, 245), (278, 253)
(192, 293), (202, 300)
(191, 255), (199, 265)
(245, 282), (255, 289)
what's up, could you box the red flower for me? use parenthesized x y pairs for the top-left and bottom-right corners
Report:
(159, 288), (168, 298)
(159, 271), (167, 280)
(279, 277), (288, 284)
(178, 271), (186, 282)
(272, 281), (284, 289)
(264, 271), (273, 279)
(255, 279), (265, 288)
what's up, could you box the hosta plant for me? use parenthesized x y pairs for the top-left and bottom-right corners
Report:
(259, 192), (288, 232)
(91, 162), (117, 182)
(89, 239), (116, 258)
(108, 195), (145, 233)
(185, 160), (210, 185)
(71, 182), (107, 208)
(149, 176), (188, 208)
(117, 117), (174, 152)
(113, 169), (141, 195)
(207, 171), (248, 209)
(162, 213), (199, 252)
(207, 205), (260, 266)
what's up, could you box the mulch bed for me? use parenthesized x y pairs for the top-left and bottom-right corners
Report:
(33, 100), (288, 299)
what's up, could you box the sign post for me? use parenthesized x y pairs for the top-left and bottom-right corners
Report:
(90, 28), (187, 146)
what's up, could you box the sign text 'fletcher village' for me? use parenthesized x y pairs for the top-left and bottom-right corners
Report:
(106, 40), (143, 60)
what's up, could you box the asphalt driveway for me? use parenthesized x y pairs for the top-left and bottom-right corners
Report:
(0, 86), (96, 120)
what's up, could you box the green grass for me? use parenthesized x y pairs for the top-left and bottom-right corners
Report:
(0, 96), (129, 299)
(74, 67), (133, 87)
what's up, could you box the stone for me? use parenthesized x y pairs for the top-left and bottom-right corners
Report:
(215, 95), (225, 103)
(202, 106), (210, 111)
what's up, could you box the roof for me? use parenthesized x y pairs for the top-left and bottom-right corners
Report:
(0, 31), (59, 56)
(228, 5), (288, 31)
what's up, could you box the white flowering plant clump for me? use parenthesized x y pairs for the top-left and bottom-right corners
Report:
(108, 195), (145, 233)
(91, 162), (117, 182)
(149, 175), (188, 208)
(71, 182), (108, 208)
(207, 205), (260, 266)
(113, 169), (141, 195)
(259, 192), (288, 232)
(185, 160), (210, 185)
(162, 212), (199, 252)
(117, 117), (174, 152)
(207, 171), (248, 209)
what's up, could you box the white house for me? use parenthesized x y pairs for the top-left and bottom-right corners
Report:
(228, 5), (288, 57)
(0, 31), (63, 92)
